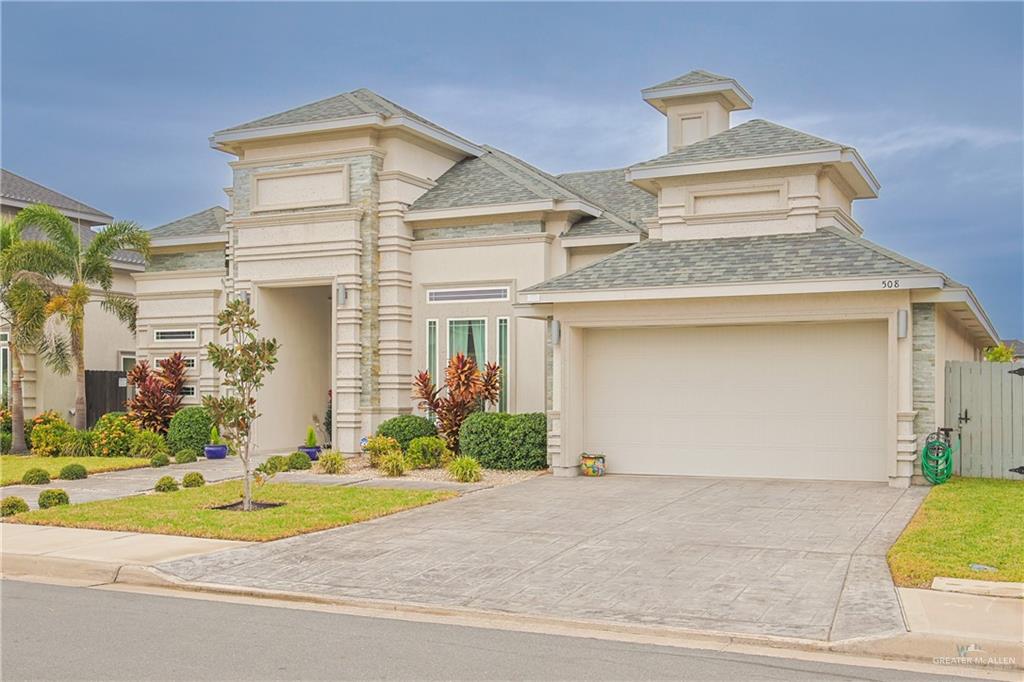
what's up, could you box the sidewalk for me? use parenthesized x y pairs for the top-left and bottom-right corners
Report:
(0, 454), (273, 509)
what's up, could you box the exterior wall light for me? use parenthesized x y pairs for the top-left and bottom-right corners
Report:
(337, 283), (347, 306)
(897, 309), (908, 339)
(549, 319), (561, 346)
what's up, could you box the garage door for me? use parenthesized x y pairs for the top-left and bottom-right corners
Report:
(582, 321), (888, 481)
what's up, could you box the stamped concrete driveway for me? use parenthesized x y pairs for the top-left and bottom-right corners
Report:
(159, 476), (927, 642)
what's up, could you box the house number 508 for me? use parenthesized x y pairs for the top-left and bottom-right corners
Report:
(881, 279), (901, 289)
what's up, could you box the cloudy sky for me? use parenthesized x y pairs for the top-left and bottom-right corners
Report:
(2, 2), (1021, 337)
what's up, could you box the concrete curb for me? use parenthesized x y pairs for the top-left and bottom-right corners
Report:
(5, 553), (1021, 673)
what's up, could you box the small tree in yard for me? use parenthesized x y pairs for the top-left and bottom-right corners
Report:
(413, 353), (500, 453)
(984, 344), (1016, 363)
(203, 299), (280, 511)
(126, 353), (187, 433)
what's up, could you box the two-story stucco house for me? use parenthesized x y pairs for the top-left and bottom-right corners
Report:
(1, 169), (143, 424)
(139, 70), (998, 487)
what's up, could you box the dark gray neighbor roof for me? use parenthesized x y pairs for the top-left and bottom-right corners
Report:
(645, 69), (733, 91)
(1002, 339), (1024, 357)
(523, 227), (942, 293)
(148, 249), (225, 273)
(1, 169), (112, 221)
(219, 88), (476, 148)
(148, 206), (226, 240)
(631, 119), (844, 171)
(412, 150), (650, 239)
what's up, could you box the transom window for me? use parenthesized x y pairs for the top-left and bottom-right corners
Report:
(179, 385), (196, 397)
(154, 329), (196, 342)
(154, 356), (197, 370)
(428, 287), (509, 304)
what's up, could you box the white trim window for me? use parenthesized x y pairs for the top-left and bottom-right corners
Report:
(118, 351), (137, 374)
(154, 329), (197, 343)
(425, 320), (439, 382)
(428, 287), (509, 304)
(447, 318), (486, 368)
(497, 317), (510, 412)
(154, 355), (197, 370)
(179, 385), (196, 397)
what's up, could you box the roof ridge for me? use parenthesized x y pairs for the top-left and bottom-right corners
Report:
(819, 226), (942, 276)
(743, 118), (846, 150)
(473, 151), (555, 202)
(350, 88), (399, 115)
(342, 90), (383, 115)
(483, 146), (578, 199)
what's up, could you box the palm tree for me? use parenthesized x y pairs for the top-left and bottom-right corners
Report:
(0, 217), (70, 452)
(5, 205), (151, 430)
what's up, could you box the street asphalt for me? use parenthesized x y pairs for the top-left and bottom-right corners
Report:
(1, 580), (983, 681)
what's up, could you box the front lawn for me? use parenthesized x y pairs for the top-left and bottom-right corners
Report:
(6, 481), (455, 541)
(1, 455), (149, 486)
(888, 477), (1024, 587)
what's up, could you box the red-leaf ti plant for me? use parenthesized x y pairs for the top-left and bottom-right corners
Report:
(126, 352), (187, 433)
(413, 353), (500, 453)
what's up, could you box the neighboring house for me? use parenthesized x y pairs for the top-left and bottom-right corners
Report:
(0, 169), (143, 423)
(139, 70), (998, 487)
(1002, 339), (1024, 360)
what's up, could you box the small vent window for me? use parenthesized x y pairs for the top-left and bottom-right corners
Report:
(179, 385), (196, 397)
(155, 356), (197, 369)
(154, 329), (196, 342)
(427, 287), (509, 304)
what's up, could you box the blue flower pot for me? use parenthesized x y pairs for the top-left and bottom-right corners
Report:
(298, 446), (321, 461)
(204, 444), (228, 459)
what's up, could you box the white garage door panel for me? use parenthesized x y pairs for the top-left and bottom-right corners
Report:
(583, 322), (888, 481)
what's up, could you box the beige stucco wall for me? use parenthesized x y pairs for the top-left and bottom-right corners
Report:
(567, 244), (622, 271)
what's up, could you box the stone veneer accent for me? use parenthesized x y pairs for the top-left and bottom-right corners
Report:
(359, 156), (383, 409)
(911, 302), (936, 481)
(414, 221), (544, 241)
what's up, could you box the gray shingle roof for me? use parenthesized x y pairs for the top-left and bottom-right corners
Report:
(631, 119), (844, 171)
(148, 206), (226, 240)
(523, 227), (941, 293)
(1, 169), (112, 221)
(148, 249), (225, 273)
(557, 168), (656, 231)
(219, 88), (476, 148)
(645, 69), (733, 91)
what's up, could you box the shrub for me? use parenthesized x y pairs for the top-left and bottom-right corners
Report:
(29, 419), (75, 457)
(182, 472), (205, 488)
(26, 410), (63, 448)
(59, 463), (88, 480)
(131, 429), (169, 459)
(413, 354), (501, 452)
(261, 455), (291, 474)
(305, 426), (318, 448)
(38, 489), (69, 508)
(287, 451), (312, 470)
(458, 412), (511, 465)
(1, 431), (12, 454)
(318, 451), (348, 475)
(1, 496), (29, 516)
(64, 430), (94, 458)
(174, 448), (198, 463)
(93, 412), (139, 458)
(378, 451), (406, 477)
(21, 468), (50, 485)
(167, 406), (213, 455)
(154, 475), (178, 492)
(126, 354), (186, 433)
(448, 456), (482, 483)
(459, 412), (547, 470)
(376, 415), (436, 451)
(364, 435), (401, 468)
(150, 452), (170, 468)
(405, 436), (450, 469)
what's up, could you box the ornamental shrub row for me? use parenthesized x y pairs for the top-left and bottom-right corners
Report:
(458, 412), (547, 470)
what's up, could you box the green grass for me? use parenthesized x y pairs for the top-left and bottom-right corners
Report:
(888, 477), (1024, 587)
(6, 481), (456, 541)
(1, 455), (149, 486)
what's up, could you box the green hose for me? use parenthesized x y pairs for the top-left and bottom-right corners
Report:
(921, 432), (958, 484)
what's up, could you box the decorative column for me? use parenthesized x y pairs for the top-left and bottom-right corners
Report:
(376, 202), (414, 424)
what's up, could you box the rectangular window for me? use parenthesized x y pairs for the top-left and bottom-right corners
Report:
(119, 352), (137, 374)
(447, 319), (486, 368)
(179, 385), (196, 397)
(426, 320), (438, 382)
(154, 356), (197, 370)
(154, 329), (196, 342)
(428, 287), (509, 304)
(497, 317), (509, 412)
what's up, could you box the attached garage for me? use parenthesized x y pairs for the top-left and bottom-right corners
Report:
(582, 321), (889, 481)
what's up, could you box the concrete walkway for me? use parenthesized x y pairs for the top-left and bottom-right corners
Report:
(0, 454), (274, 509)
(157, 475), (930, 642)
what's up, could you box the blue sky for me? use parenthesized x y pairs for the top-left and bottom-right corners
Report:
(2, 2), (1022, 337)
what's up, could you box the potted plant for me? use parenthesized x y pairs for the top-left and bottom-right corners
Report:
(204, 426), (228, 460)
(298, 425), (321, 461)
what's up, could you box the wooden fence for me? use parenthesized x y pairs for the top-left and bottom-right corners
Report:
(944, 361), (1024, 480)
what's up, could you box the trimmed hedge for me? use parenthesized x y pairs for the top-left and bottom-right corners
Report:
(287, 451), (312, 470)
(1, 496), (29, 516)
(154, 476), (178, 493)
(21, 468), (51, 485)
(168, 407), (213, 455)
(182, 472), (205, 488)
(38, 489), (70, 508)
(59, 463), (88, 480)
(405, 436), (450, 469)
(151, 452), (170, 468)
(458, 412), (547, 470)
(376, 415), (436, 451)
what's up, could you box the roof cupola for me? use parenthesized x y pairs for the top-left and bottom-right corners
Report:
(642, 70), (753, 151)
